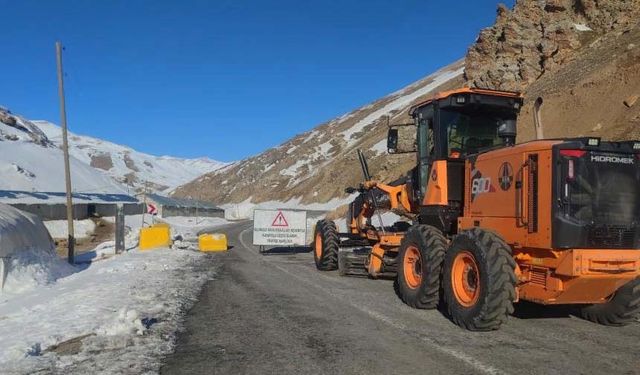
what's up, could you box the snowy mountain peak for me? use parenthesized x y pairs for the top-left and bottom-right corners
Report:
(32, 119), (229, 193)
(0, 108), (228, 199)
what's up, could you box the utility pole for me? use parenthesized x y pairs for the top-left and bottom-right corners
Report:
(141, 180), (148, 228)
(56, 41), (75, 264)
(195, 200), (199, 225)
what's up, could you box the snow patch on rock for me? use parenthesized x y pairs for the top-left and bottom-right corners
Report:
(370, 138), (388, 155)
(574, 23), (592, 32)
(340, 66), (464, 146)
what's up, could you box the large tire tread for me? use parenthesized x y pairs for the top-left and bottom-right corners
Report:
(578, 278), (640, 326)
(396, 224), (447, 309)
(313, 220), (339, 271)
(443, 228), (516, 331)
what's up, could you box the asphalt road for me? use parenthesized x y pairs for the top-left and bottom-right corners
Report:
(161, 221), (640, 375)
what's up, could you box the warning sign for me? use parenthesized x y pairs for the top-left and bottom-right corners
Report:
(271, 211), (289, 227)
(147, 203), (158, 215)
(253, 209), (307, 246)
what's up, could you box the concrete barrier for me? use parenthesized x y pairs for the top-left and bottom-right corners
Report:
(198, 233), (228, 252)
(139, 224), (172, 250)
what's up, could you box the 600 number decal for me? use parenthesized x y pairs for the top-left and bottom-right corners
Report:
(471, 177), (492, 195)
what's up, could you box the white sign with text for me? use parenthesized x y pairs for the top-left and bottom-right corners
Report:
(253, 209), (307, 246)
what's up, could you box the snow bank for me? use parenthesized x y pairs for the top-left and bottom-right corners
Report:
(0, 205), (224, 372)
(0, 248), (214, 374)
(0, 203), (75, 293)
(0, 203), (55, 258)
(43, 219), (97, 240)
(2, 247), (75, 295)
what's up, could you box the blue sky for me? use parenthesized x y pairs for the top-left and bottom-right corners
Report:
(1, 0), (513, 162)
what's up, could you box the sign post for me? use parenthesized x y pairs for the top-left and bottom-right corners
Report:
(253, 209), (307, 252)
(115, 203), (125, 254)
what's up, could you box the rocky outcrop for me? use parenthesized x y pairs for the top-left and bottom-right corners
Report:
(516, 21), (640, 143)
(90, 153), (114, 171)
(465, 0), (640, 91)
(123, 152), (139, 172)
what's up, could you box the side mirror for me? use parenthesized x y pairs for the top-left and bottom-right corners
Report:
(387, 129), (398, 154)
(497, 119), (517, 146)
(344, 186), (357, 194)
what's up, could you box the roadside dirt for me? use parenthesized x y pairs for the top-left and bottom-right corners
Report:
(54, 217), (115, 257)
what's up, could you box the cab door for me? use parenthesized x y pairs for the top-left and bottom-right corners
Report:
(521, 150), (553, 249)
(416, 107), (434, 201)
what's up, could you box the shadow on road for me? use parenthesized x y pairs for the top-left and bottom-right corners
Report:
(259, 246), (312, 255)
(512, 301), (576, 320)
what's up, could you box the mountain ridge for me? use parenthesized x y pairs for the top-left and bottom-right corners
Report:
(174, 0), (640, 210)
(173, 61), (465, 205)
(0, 109), (228, 200)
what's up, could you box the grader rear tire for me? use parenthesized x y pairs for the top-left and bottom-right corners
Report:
(313, 220), (339, 271)
(442, 228), (517, 331)
(395, 224), (446, 309)
(578, 278), (640, 326)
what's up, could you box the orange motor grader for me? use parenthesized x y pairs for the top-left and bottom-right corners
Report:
(313, 87), (640, 330)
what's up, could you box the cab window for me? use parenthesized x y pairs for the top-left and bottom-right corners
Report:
(441, 109), (513, 156)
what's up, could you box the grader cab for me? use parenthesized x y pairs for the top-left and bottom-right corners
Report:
(313, 87), (640, 330)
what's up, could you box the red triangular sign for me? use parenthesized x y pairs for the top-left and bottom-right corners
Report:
(271, 211), (289, 227)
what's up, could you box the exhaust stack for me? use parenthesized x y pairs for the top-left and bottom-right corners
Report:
(533, 97), (544, 140)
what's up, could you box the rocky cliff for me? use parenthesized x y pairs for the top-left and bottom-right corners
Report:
(465, 0), (640, 91)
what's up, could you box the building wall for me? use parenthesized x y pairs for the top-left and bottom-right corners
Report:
(93, 203), (144, 217)
(160, 206), (225, 218)
(12, 203), (89, 220)
(10, 203), (144, 221)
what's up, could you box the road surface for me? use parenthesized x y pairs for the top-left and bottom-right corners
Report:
(161, 221), (640, 375)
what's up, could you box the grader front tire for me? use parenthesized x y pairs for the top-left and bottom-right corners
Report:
(395, 225), (446, 309)
(313, 220), (339, 271)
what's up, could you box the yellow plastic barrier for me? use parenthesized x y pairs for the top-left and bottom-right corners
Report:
(199, 233), (228, 252)
(139, 224), (171, 250)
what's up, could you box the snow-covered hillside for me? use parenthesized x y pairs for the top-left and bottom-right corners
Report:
(0, 113), (130, 202)
(35, 120), (228, 193)
(0, 108), (228, 202)
(174, 61), (465, 206)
